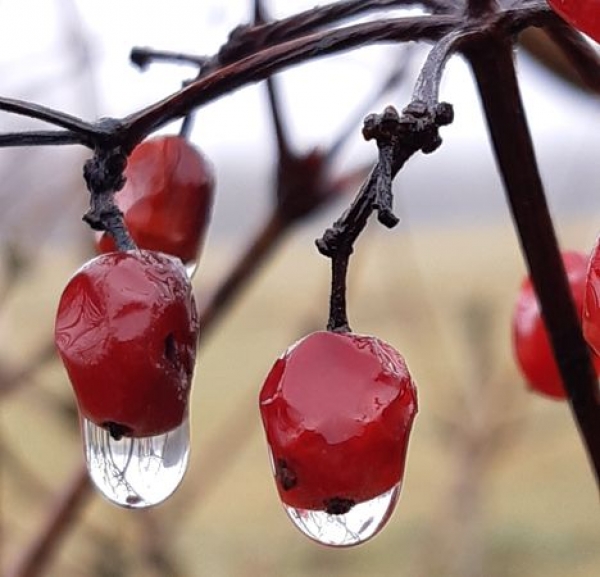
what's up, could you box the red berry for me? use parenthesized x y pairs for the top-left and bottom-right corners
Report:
(259, 331), (418, 513)
(583, 238), (600, 354)
(55, 250), (199, 437)
(96, 136), (214, 265)
(512, 250), (600, 399)
(547, 1), (600, 43)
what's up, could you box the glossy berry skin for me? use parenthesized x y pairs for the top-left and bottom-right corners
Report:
(548, 1), (600, 43)
(582, 238), (600, 355)
(55, 250), (199, 437)
(96, 136), (214, 265)
(512, 251), (600, 400)
(259, 331), (418, 513)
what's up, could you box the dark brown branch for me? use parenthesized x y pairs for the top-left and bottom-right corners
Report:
(467, 37), (600, 489)
(466, 0), (499, 19)
(124, 14), (459, 141)
(219, 0), (443, 64)
(413, 29), (471, 105)
(317, 99), (452, 330)
(130, 47), (209, 70)
(0, 97), (95, 136)
(0, 130), (90, 147)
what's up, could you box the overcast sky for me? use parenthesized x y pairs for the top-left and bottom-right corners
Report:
(1, 0), (600, 247)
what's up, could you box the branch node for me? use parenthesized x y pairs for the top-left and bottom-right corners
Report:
(83, 147), (135, 251)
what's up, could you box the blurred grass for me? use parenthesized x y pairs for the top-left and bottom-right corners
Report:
(1, 219), (599, 577)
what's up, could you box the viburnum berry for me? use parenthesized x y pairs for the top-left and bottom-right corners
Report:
(55, 250), (199, 438)
(512, 250), (600, 399)
(582, 238), (600, 355)
(96, 136), (214, 267)
(259, 331), (418, 514)
(547, 1), (600, 43)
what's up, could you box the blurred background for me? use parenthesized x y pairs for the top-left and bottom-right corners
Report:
(1, 1), (599, 576)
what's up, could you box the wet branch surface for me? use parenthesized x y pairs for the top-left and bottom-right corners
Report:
(3, 1), (600, 576)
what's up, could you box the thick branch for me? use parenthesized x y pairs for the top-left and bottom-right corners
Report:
(0, 130), (90, 148)
(124, 14), (458, 140)
(467, 37), (600, 489)
(0, 97), (95, 137)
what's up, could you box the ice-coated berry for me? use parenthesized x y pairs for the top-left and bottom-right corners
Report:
(548, 1), (600, 43)
(512, 250), (600, 399)
(55, 250), (199, 437)
(259, 330), (418, 512)
(96, 136), (214, 265)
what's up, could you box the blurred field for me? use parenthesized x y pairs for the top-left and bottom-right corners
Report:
(1, 218), (599, 577)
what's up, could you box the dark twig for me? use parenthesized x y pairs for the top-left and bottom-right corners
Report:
(0, 97), (95, 136)
(317, 97), (452, 331)
(466, 0), (499, 19)
(0, 131), (90, 147)
(413, 29), (471, 105)
(468, 37), (600, 489)
(82, 145), (135, 250)
(130, 47), (210, 70)
(1, 4), (555, 153)
(124, 14), (459, 141)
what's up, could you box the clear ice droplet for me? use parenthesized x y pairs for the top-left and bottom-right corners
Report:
(82, 416), (190, 508)
(284, 485), (400, 547)
(185, 261), (198, 279)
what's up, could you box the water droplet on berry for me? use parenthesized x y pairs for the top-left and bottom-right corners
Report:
(185, 261), (198, 279)
(283, 485), (399, 547)
(82, 416), (190, 508)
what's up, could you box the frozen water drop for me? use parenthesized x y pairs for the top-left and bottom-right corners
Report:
(283, 485), (400, 547)
(185, 261), (198, 278)
(82, 416), (190, 508)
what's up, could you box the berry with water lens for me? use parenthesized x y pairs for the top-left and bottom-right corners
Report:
(512, 250), (600, 399)
(548, 1), (600, 43)
(55, 250), (199, 437)
(96, 136), (214, 266)
(259, 330), (418, 513)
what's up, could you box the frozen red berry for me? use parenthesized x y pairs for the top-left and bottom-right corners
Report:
(259, 330), (418, 513)
(96, 136), (214, 266)
(512, 250), (600, 399)
(55, 250), (199, 437)
(583, 237), (600, 355)
(548, 1), (600, 43)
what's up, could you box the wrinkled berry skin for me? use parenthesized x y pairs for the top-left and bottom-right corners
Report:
(512, 250), (600, 399)
(548, 1), (600, 43)
(97, 136), (214, 265)
(55, 251), (199, 437)
(259, 331), (418, 512)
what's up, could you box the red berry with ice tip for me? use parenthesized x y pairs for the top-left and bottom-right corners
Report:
(55, 250), (199, 438)
(548, 1), (600, 43)
(96, 136), (214, 266)
(512, 250), (600, 400)
(259, 330), (418, 513)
